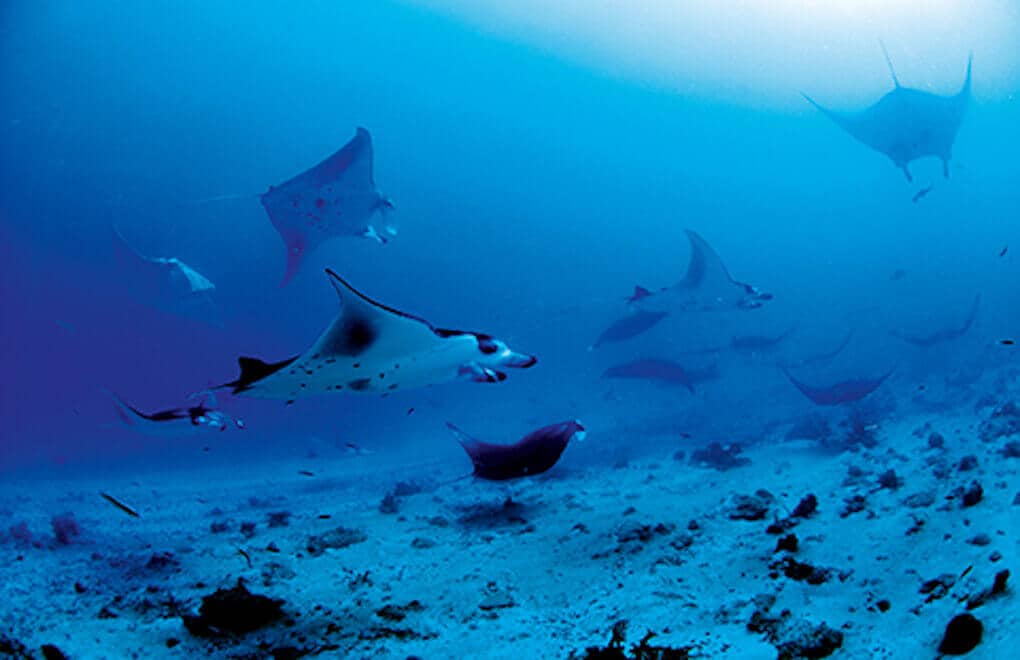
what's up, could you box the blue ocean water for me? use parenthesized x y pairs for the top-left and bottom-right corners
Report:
(0, 2), (1018, 657)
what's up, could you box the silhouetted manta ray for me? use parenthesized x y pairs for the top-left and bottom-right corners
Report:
(111, 227), (220, 324)
(783, 367), (893, 406)
(221, 269), (536, 400)
(803, 47), (972, 181)
(592, 229), (772, 347)
(890, 294), (980, 347)
(446, 420), (585, 481)
(603, 358), (719, 393)
(262, 127), (395, 285)
(111, 391), (243, 436)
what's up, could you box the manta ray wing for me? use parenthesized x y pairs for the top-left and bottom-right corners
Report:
(805, 53), (972, 181)
(225, 270), (536, 399)
(261, 127), (392, 285)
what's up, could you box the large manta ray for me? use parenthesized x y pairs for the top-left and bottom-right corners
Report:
(221, 269), (536, 400)
(262, 127), (395, 285)
(803, 47), (972, 182)
(592, 229), (772, 348)
(111, 227), (220, 324)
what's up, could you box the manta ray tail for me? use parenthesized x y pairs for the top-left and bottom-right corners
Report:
(222, 356), (299, 393)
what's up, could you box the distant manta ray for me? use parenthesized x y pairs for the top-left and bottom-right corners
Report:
(890, 294), (980, 347)
(603, 358), (719, 393)
(446, 420), (585, 481)
(803, 45), (972, 182)
(111, 227), (220, 325)
(592, 229), (772, 348)
(111, 391), (243, 436)
(261, 127), (395, 285)
(220, 269), (537, 400)
(783, 367), (894, 406)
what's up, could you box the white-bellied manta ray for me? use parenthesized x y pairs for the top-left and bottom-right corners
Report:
(221, 269), (537, 400)
(592, 229), (772, 348)
(261, 127), (395, 285)
(803, 46), (972, 182)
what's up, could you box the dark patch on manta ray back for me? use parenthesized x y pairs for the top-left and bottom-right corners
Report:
(320, 316), (379, 356)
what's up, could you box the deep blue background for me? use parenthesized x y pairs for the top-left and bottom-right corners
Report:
(1, 1), (1017, 471)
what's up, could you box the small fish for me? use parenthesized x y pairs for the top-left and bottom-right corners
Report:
(407, 407), (415, 416)
(237, 547), (252, 568)
(298, 470), (315, 477)
(100, 492), (141, 518)
(1000, 339), (1015, 346)
(889, 268), (907, 281)
(1000, 246), (1009, 257)
(912, 184), (934, 203)
(317, 514), (331, 519)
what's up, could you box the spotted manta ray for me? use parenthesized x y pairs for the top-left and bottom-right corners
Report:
(804, 46), (971, 182)
(222, 269), (537, 400)
(592, 229), (771, 347)
(262, 127), (395, 285)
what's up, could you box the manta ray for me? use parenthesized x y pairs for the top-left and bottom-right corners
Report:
(803, 46), (972, 182)
(261, 127), (395, 285)
(111, 392), (243, 436)
(783, 367), (894, 406)
(890, 294), (980, 347)
(446, 420), (585, 481)
(111, 227), (220, 324)
(592, 229), (771, 348)
(221, 269), (537, 400)
(603, 358), (719, 393)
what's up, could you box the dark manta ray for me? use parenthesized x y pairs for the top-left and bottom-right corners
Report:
(262, 127), (395, 285)
(803, 47), (972, 182)
(111, 392), (243, 436)
(592, 229), (771, 347)
(603, 358), (719, 393)
(890, 294), (980, 347)
(446, 421), (585, 480)
(783, 368), (893, 406)
(221, 269), (536, 400)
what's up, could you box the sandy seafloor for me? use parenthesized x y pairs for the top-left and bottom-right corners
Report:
(1, 397), (1017, 659)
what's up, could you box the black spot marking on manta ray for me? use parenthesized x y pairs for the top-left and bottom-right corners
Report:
(322, 317), (378, 357)
(348, 378), (372, 391)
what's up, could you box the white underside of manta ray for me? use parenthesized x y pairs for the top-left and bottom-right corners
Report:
(111, 227), (220, 324)
(803, 46), (972, 182)
(220, 269), (537, 401)
(591, 229), (772, 348)
(261, 127), (396, 285)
